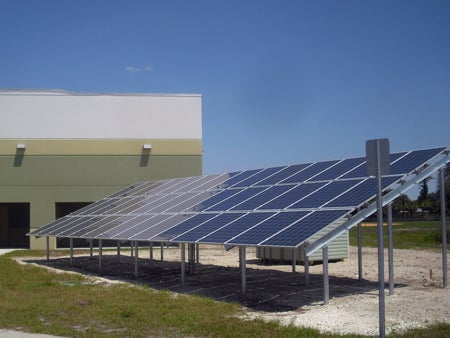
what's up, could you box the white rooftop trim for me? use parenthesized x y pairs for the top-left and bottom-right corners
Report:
(0, 88), (201, 97)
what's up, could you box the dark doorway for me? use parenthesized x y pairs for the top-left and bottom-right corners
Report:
(0, 203), (30, 248)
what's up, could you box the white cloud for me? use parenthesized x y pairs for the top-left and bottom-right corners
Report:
(125, 65), (154, 74)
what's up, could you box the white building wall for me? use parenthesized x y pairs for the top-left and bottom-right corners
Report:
(0, 90), (202, 139)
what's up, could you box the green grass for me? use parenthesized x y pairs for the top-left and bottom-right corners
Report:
(349, 220), (450, 249)
(1, 247), (449, 337)
(0, 251), (353, 338)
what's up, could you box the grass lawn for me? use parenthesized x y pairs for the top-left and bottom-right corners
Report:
(1, 232), (450, 337)
(349, 219), (449, 250)
(0, 250), (353, 338)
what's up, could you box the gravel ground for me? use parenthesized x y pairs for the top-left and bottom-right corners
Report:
(11, 245), (450, 336)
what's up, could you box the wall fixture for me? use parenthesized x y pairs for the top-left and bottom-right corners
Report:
(143, 144), (152, 150)
(16, 143), (26, 149)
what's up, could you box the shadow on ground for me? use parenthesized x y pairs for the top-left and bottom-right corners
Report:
(25, 254), (397, 313)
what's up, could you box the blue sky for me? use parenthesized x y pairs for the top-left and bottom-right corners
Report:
(1, 0), (449, 182)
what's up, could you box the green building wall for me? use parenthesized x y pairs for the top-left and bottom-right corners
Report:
(0, 139), (202, 249)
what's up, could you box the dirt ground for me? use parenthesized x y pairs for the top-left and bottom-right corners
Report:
(19, 245), (450, 336)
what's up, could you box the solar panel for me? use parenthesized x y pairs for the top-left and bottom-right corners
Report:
(256, 163), (311, 185)
(281, 160), (339, 183)
(206, 186), (267, 211)
(259, 182), (326, 210)
(30, 146), (448, 250)
(171, 213), (246, 242)
(288, 179), (363, 209)
(199, 212), (276, 244)
(261, 210), (349, 247)
(226, 211), (310, 245)
(230, 185), (294, 211)
(231, 166), (286, 187)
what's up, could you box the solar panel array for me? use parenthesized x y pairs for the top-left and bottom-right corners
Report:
(31, 147), (446, 248)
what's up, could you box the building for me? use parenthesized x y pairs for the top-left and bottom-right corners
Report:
(0, 89), (202, 250)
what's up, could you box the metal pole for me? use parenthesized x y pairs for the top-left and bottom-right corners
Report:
(160, 242), (164, 261)
(134, 241), (139, 278)
(375, 143), (386, 338)
(46, 237), (50, 261)
(240, 246), (247, 294)
(99, 239), (103, 274)
(149, 242), (153, 269)
(304, 245), (310, 286)
(180, 243), (185, 285)
(292, 248), (297, 273)
(90, 239), (94, 259)
(388, 203), (394, 295)
(196, 243), (199, 264)
(323, 246), (329, 305)
(189, 243), (195, 274)
(130, 241), (134, 258)
(357, 222), (363, 281)
(117, 241), (121, 262)
(69, 238), (74, 266)
(440, 168), (448, 287)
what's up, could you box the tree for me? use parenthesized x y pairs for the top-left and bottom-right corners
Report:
(417, 177), (431, 211)
(392, 194), (415, 218)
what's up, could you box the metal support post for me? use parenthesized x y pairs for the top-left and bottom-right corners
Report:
(357, 222), (363, 281)
(149, 242), (154, 269)
(134, 241), (139, 278)
(99, 239), (103, 274)
(188, 243), (195, 274)
(130, 241), (134, 258)
(240, 246), (247, 294)
(69, 238), (74, 266)
(373, 140), (387, 338)
(388, 203), (394, 295)
(160, 242), (164, 261)
(323, 246), (329, 305)
(440, 168), (448, 287)
(292, 248), (297, 273)
(180, 243), (185, 285)
(89, 239), (94, 259)
(46, 237), (50, 261)
(196, 243), (200, 263)
(303, 245), (310, 286)
(117, 241), (121, 262)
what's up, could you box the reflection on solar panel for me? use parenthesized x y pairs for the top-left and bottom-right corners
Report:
(30, 146), (448, 248)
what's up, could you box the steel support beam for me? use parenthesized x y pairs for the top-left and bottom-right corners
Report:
(99, 239), (103, 274)
(180, 243), (185, 285)
(323, 246), (329, 305)
(357, 223), (363, 281)
(196, 243), (200, 264)
(117, 241), (121, 262)
(292, 248), (297, 273)
(304, 249), (310, 286)
(46, 237), (49, 261)
(90, 239), (94, 259)
(240, 246), (247, 294)
(388, 203), (394, 295)
(149, 242), (154, 269)
(134, 241), (139, 278)
(69, 238), (74, 266)
(440, 168), (448, 287)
